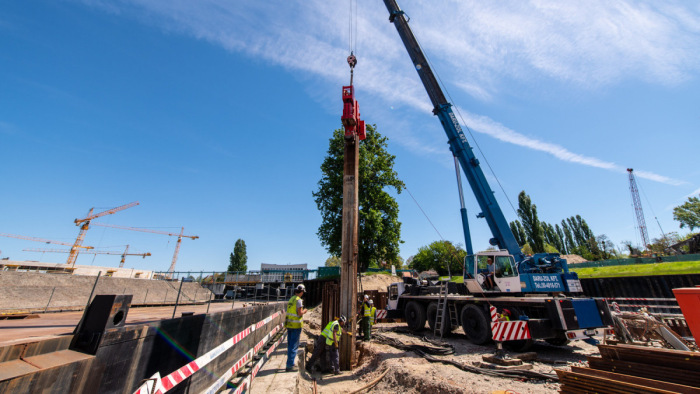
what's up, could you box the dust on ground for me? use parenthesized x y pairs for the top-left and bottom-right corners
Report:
(299, 305), (598, 394)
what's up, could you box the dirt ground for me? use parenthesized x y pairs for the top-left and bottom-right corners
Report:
(561, 254), (588, 264)
(358, 273), (400, 292)
(298, 305), (598, 394)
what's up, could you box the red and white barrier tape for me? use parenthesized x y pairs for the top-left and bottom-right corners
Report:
(489, 306), (531, 341)
(225, 326), (286, 394)
(133, 310), (282, 394)
(203, 323), (283, 394)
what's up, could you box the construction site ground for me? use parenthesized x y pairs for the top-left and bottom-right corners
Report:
(296, 305), (597, 393)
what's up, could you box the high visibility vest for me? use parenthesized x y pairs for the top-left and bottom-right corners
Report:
(285, 295), (303, 329)
(370, 307), (377, 325)
(321, 320), (342, 346)
(363, 302), (371, 317)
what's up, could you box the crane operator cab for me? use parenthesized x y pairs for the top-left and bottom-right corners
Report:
(464, 251), (521, 293)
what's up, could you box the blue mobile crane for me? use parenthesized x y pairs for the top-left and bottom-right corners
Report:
(382, 0), (613, 350)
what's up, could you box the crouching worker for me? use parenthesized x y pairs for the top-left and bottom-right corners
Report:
(306, 315), (346, 375)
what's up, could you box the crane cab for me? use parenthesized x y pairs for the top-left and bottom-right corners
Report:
(464, 251), (521, 294)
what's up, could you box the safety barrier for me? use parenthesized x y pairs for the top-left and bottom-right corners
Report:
(490, 306), (531, 341)
(134, 311), (282, 394)
(205, 324), (285, 394)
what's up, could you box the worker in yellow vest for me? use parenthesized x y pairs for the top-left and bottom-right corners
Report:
(359, 294), (372, 341)
(306, 315), (346, 375)
(369, 300), (377, 330)
(285, 284), (307, 372)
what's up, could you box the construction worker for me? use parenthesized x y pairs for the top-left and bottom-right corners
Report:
(306, 315), (346, 375)
(359, 294), (372, 341)
(498, 308), (511, 322)
(369, 300), (377, 330)
(285, 284), (307, 372)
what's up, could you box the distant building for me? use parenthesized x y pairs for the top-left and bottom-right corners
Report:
(260, 263), (308, 283)
(0, 260), (153, 279)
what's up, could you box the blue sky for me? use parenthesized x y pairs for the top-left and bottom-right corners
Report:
(2, 1), (699, 274)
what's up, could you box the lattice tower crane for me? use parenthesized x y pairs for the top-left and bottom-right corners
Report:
(24, 245), (151, 268)
(627, 169), (650, 250)
(67, 201), (139, 268)
(90, 222), (198, 276)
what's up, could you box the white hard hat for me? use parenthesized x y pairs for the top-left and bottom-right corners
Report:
(296, 284), (306, 292)
(369, 299), (373, 305)
(364, 294), (369, 300)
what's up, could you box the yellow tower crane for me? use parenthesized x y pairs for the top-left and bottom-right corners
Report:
(67, 201), (139, 268)
(90, 222), (198, 277)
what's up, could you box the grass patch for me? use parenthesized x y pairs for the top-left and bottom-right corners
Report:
(573, 260), (700, 278)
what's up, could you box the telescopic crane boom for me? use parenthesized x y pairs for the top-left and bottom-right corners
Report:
(382, 0), (521, 261)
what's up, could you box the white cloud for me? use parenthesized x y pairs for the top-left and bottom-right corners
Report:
(77, 0), (696, 185)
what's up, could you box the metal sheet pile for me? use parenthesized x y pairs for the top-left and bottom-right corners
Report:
(557, 344), (700, 393)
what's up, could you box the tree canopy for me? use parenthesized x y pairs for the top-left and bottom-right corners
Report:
(313, 125), (404, 272)
(227, 239), (247, 272)
(408, 240), (466, 276)
(509, 191), (608, 260)
(673, 195), (700, 231)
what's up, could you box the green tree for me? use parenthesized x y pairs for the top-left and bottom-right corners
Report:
(673, 196), (700, 231)
(313, 125), (404, 272)
(324, 256), (341, 267)
(408, 240), (465, 276)
(228, 239), (248, 272)
(509, 220), (527, 247)
(516, 191), (546, 253)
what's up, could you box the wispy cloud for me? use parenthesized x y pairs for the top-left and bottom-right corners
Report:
(77, 0), (697, 185)
(458, 110), (685, 185)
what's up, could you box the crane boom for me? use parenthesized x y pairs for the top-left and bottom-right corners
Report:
(382, 0), (522, 261)
(0, 233), (94, 249)
(90, 222), (199, 239)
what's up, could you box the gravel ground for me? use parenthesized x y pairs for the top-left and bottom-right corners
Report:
(298, 308), (599, 394)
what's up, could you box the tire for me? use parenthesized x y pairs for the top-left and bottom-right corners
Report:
(461, 304), (491, 345)
(545, 337), (570, 347)
(427, 302), (451, 336)
(404, 301), (427, 331)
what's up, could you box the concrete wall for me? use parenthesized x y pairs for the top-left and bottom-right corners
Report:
(0, 272), (213, 313)
(0, 302), (286, 393)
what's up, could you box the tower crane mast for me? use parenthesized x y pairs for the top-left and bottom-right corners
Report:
(627, 168), (650, 249)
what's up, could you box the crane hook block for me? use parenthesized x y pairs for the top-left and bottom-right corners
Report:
(347, 54), (357, 69)
(341, 85), (366, 141)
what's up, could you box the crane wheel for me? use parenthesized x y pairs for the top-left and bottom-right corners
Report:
(427, 302), (451, 336)
(404, 301), (427, 331)
(461, 304), (491, 345)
